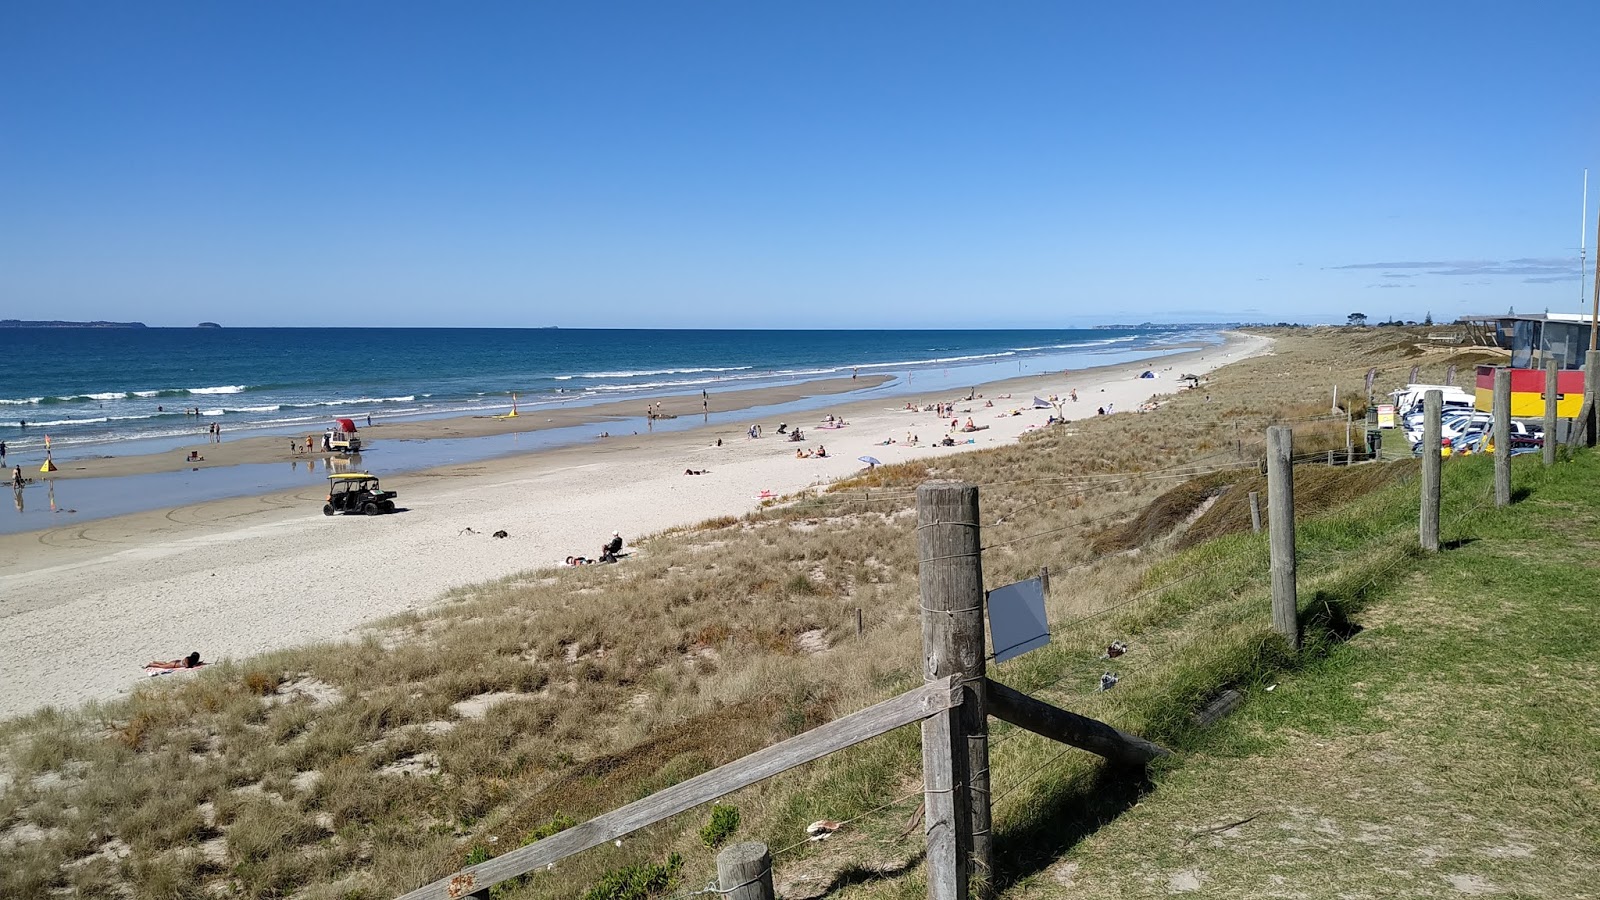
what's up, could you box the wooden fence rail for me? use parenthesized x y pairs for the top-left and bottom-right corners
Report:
(396, 676), (961, 900)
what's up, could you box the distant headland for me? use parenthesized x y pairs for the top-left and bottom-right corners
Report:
(0, 319), (147, 328)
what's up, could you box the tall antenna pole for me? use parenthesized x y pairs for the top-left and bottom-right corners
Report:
(1582, 169), (1589, 312)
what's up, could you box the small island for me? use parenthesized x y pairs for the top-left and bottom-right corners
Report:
(197, 322), (221, 328)
(0, 319), (147, 328)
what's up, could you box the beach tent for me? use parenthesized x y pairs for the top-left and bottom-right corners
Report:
(1139, 370), (1156, 379)
(1032, 396), (1052, 409)
(334, 417), (358, 433)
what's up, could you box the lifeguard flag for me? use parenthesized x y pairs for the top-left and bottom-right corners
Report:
(44, 434), (51, 450)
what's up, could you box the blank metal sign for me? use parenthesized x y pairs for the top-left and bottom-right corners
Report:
(987, 577), (1049, 663)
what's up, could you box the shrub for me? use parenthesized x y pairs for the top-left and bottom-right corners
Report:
(524, 812), (577, 845)
(699, 804), (740, 848)
(582, 852), (683, 900)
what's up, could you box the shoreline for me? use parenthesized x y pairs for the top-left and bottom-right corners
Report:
(0, 333), (1269, 718)
(22, 374), (894, 481)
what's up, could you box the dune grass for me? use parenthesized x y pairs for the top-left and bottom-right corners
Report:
(0, 327), (1519, 900)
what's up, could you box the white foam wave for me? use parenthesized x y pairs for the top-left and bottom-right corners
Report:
(188, 385), (249, 395)
(557, 365), (755, 380)
(0, 397), (43, 405)
(20, 417), (111, 428)
(287, 395), (415, 408)
(84, 391), (125, 401)
(200, 408), (225, 417)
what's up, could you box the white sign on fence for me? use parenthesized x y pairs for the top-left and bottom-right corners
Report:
(987, 577), (1050, 663)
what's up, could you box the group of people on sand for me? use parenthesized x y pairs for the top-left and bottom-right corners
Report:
(566, 530), (625, 566)
(794, 445), (828, 459)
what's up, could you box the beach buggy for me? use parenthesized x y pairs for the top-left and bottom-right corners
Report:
(323, 472), (397, 516)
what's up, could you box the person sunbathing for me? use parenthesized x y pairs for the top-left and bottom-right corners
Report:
(816, 445), (827, 458)
(146, 652), (203, 670)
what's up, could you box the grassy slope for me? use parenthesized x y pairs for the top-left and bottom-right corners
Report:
(1007, 453), (1600, 899)
(3, 327), (1559, 900)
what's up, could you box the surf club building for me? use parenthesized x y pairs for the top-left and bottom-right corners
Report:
(1457, 312), (1590, 418)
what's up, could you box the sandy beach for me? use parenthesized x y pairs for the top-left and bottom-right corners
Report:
(0, 334), (1270, 719)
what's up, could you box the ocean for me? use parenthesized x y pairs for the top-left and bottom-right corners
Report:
(0, 326), (1214, 456)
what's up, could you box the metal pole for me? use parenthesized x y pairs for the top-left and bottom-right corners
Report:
(1493, 369), (1512, 507)
(1420, 390), (1441, 552)
(1266, 427), (1299, 650)
(917, 482), (987, 900)
(1544, 359), (1559, 466)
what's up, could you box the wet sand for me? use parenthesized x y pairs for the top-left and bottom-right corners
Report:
(36, 375), (891, 480)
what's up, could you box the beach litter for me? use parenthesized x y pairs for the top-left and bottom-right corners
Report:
(1098, 672), (1119, 692)
(492, 530), (509, 539)
(807, 819), (843, 840)
(1103, 640), (1128, 659)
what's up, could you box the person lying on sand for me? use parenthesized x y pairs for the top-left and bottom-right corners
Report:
(565, 556), (595, 566)
(796, 449), (812, 458)
(684, 468), (708, 475)
(146, 652), (203, 670)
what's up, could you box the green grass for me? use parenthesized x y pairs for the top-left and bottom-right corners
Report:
(993, 452), (1600, 898)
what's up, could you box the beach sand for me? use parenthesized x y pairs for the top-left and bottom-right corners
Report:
(0, 334), (1270, 719)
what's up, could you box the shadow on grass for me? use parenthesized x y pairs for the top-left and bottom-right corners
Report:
(806, 851), (927, 899)
(1441, 536), (1479, 550)
(992, 764), (1155, 890)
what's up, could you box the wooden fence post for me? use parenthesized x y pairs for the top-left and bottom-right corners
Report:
(1039, 565), (1050, 597)
(1420, 390), (1442, 552)
(1266, 427), (1299, 650)
(917, 482), (986, 900)
(717, 842), (775, 900)
(1544, 359), (1559, 466)
(1493, 368), (1512, 507)
(1587, 350), (1600, 447)
(1248, 491), (1262, 534)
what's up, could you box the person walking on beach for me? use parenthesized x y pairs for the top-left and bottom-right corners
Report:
(12, 465), (22, 488)
(0, 440), (6, 464)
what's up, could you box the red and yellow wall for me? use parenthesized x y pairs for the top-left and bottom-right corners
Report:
(1475, 365), (1585, 417)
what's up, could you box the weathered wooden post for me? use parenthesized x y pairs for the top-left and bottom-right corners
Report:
(1544, 359), (1558, 466)
(1266, 427), (1299, 649)
(1039, 565), (1050, 597)
(1248, 490), (1262, 534)
(1587, 350), (1600, 447)
(855, 607), (864, 638)
(1420, 390), (1442, 552)
(716, 842), (775, 900)
(917, 482), (987, 900)
(1493, 368), (1512, 507)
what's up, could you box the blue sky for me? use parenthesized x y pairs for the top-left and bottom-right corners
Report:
(3, 2), (1596, 328)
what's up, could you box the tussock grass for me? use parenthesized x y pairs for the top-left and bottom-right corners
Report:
(0, 327), (1507, 899)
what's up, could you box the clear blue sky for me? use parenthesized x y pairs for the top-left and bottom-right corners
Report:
(3, 2), (1596, 328)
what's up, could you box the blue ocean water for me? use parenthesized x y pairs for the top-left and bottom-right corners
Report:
(0, 327), (1212, 455)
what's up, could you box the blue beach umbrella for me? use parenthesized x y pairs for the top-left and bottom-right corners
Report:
(858, 456), (882, 468)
